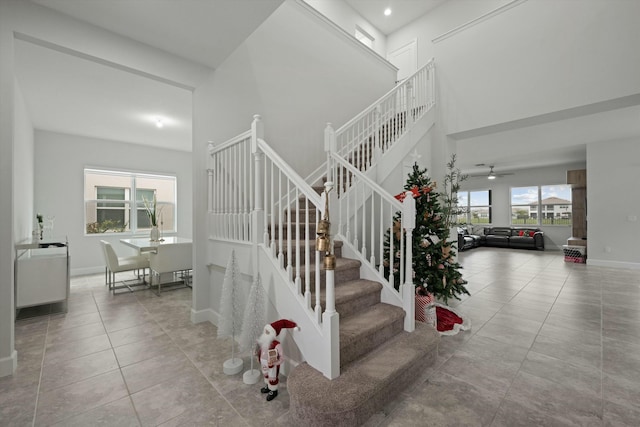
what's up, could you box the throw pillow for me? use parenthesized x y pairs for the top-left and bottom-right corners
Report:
(529, 231), (536, 237)
(518, 230), (525, 236)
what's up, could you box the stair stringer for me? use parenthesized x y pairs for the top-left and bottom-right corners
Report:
(254, 243), (339, 379)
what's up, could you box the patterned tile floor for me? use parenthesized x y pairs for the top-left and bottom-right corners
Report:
(2, 247), (640, 426)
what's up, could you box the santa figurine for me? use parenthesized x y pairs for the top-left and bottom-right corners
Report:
(256, 319), (299, 401)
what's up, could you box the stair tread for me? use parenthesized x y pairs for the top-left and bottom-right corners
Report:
(339, 303), (404, 343)
(333, 279), (381, 304)
(315, 279), (382, 316)
(288, 322), (439, 422)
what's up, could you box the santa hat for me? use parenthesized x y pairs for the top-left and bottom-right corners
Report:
(265, 319), (300, 336)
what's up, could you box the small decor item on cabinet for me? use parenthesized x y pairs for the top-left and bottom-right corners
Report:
(36, 213), (44, 240)
(44, 215), (55, 239)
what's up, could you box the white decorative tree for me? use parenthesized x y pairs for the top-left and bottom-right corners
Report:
(239, 274), (267, 384)
(218, 250), (244, 375)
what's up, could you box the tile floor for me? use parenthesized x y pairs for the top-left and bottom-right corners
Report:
(2, 247), (640, 426)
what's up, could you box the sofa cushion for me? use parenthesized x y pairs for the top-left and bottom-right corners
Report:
(485, 227), (512, 237)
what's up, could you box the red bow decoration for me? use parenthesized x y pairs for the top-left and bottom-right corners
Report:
(394, 186), (421, 201)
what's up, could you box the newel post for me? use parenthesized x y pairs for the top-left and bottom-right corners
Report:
(401, 191), (416, 332)
(251, 115), (265, 245)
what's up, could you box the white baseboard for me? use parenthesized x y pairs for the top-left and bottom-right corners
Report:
(587, 259), (640, 270)
(191, 307), (218, 325)
(0, 350), (17, 378)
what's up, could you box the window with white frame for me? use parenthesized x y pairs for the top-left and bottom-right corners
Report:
(511, 185), (572, 226)
(84, 169), (177, 235)
(457, 190), (492, 224)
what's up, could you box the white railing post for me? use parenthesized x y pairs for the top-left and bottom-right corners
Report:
(401, 191), (416, 332)
(322, 301), (340, 379)
(320, 180), (339, 379)
(252, 115), (265, 245)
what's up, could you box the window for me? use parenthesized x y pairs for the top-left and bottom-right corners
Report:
(355, 26), (374, 49)
(511, 185), (572, 226)
(85, 169), (177, 235)
(457, 190), (492, 224)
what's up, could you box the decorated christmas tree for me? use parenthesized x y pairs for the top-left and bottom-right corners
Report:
(384, 162), (469, 304)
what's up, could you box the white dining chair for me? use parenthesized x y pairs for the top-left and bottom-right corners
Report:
(100, 240), (150, 294)
(148, 242), (192, 296)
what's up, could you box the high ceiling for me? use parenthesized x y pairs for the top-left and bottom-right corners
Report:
(15, 0), (640, 172)
(30, 0), (285, 69)
(345, 0), (447, 35)
(17, 0), (284, 152)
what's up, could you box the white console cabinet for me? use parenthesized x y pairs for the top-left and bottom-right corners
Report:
(15, 238), (70, 313)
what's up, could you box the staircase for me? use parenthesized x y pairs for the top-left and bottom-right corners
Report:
(283, 186), (439, 426)
(207, 61), (438, 426)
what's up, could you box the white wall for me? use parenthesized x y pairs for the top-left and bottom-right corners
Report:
(13, 83), (34, 245)
(387, 0), (509, 67)
(461, 162), (586, 250)
(196, 0), (396, 177)
(34, 130), (193, 275)
(303, 0), (387, 58)
(388, 0), (640, 135)
(0, 0), (18, 377)
(587, 139), (640, 269)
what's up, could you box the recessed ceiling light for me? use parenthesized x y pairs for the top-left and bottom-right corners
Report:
(384, 8), (392, 16)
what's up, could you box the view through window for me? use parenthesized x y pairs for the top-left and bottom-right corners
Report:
(511, 185), (572, 225)
(457, 190), (492, 224)
(85, 169), (177, 235)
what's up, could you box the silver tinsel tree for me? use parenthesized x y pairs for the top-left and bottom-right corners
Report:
(239, 274), (267, 384)
(218, 250), (244, 375)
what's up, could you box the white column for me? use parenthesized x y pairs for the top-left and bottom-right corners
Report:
(401, 191), (416, 332)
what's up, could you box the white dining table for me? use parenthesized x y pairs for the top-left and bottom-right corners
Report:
(120, 236), (192, 253)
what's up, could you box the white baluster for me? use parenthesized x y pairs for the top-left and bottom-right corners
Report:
(304, 197), (311, 309)
(295, 187), (301, 294)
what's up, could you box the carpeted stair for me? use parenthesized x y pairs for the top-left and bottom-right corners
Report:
(288, 322), (438, 427)
(283, 188), (440, 426)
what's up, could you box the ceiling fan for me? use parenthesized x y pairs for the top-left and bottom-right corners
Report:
(470, 165), (515, 180)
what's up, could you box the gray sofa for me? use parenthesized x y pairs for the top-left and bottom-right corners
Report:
(480, 227), (544, 250)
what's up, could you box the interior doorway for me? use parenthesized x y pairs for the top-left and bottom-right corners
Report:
(387, 39), (417, 82)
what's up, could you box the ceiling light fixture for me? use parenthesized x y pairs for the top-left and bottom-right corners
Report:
(155, 118), (164, 128)
(487, 166), (496, 180)
(384, 7), (392, 16)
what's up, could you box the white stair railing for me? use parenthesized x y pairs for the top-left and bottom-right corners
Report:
(336, 59), (435, 172)
(208, 131), (253, 242)
(307, 59), (435, 187)
(325, 126), (416, 331)
(207, 115), (340, 379)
